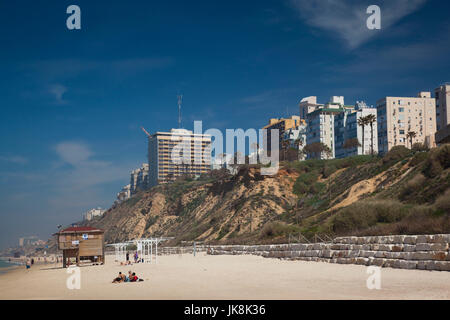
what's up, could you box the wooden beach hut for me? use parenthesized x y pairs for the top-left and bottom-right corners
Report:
(55, 226), (105, 268)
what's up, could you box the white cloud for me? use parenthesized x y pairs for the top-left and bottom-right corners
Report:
(55, 141), (92, 166)
(289, 0), (428, 49)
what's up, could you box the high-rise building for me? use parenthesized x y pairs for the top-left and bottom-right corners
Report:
(148, 128), (212, 187)
(435, 84), (450, 131)
(377, 92), (437, 155)
(305, 97), (354, 159)
(334, 101), (378, 158)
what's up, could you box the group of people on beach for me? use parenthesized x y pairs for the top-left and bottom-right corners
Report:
(112, 271), (144, 283)
(120, 251), (144, 266)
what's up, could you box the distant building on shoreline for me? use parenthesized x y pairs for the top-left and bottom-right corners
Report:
(377, 91), (437, 155)
(148, 128), (212, 187)
(116, 184), (131, 203)
(130, 163), (149, 195)
(84, 208), (106, 221)
(18, 236), (41, 247)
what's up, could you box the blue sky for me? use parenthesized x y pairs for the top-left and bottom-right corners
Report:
(0, 0), (449, 249)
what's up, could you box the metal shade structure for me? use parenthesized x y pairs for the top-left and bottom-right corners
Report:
(108, 237), (172, 264)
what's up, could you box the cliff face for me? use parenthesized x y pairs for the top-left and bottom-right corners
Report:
(87, 145), (450, 244)
(88, 167), (299, 244)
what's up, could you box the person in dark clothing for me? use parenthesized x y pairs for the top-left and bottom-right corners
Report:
(126, 252), (129, 262)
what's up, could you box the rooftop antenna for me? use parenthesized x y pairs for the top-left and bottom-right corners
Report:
(177, 94), (183, 128)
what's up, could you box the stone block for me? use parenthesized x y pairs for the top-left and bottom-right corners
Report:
(431, 251), (448, 261)
(356, 257), (369, 265)
(416, 243), (449, 251)
(435, 261), (450, 272)
(393, 235), (405, 243)
(416, 235), (428, 244)
(391, 245), (403, 252)
(370, 258), (385, 267)
(417, 261), (427, 270)
(398, 260), (417, 270)
(432, 234), (450, 243)
(403, 236), (417, 245)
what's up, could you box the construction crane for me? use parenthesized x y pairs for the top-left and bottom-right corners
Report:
(141, 126), (151, 137)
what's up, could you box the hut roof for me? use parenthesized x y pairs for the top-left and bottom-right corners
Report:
(57, 226), (104, 234)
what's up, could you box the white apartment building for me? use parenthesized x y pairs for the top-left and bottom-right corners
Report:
(305, 96), (354, 159)
(116, 184), (131, 203)
(377, 92), (437, 155)
(334, 101), (378, 158)
(130, 163), (149, 195)
(84, 207), (106, 221)
(283, 123), (307, 160)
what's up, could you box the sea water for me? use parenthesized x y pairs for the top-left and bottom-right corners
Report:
(0, 259), (20, 274)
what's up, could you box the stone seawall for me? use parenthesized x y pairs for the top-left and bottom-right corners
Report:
(208, 234), (450, 271)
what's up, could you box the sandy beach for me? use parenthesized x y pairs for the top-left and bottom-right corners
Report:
(0, 253), (449, 300)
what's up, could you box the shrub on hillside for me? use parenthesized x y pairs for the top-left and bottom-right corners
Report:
(331, 199), (409, 234)
(434, 189), (450, 213)
(412, 143), (429, 152)
(399, 174), (427, 200)
(293, 172), (319, 196)
(436, 144), (450, 169)
(260, 221), (300, 238)
(322, 165), (337, 178)
(410, 151), (429, 166)
(382, 146), (412, 165)
(422, 144), (450, 178)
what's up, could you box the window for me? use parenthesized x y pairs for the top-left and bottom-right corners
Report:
(399, 108), (404, 113)
(399, 130), (405, 135)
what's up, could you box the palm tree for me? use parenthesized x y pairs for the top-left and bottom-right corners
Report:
(357, 116), (369, 155)
(406, 131), (417, 149)
(281, 140), (290, 161)
(294, 138), (304, 160)
(365, 114), (377, 155)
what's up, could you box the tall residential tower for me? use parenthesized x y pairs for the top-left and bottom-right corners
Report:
(148, 128), (212, 187)
(377, 92), (436, 154)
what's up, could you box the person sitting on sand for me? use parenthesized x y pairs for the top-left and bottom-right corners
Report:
(112, 272), (126, 283)
(129, 272), (144, 282)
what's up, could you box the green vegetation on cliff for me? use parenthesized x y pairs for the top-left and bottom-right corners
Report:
(87, 144), (450, 245)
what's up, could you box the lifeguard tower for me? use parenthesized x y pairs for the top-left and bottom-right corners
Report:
(55, 226), (105, 268)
